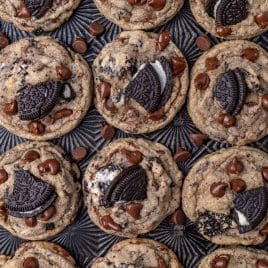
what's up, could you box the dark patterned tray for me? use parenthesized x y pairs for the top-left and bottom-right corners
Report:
(0, 1), (267, 267)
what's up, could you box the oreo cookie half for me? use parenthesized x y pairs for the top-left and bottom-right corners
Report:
(233, 187), (268, 234)
(205, 0), (218, 18)
(6, 170), (57, 218)
(24, 0), (53, 19)
(18, 81), (62, 121)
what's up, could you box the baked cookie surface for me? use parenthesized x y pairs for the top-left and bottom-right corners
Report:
(93, 30), (189, 134)
(93, 0), (184, 30)
(83, 138), (182, 237)
(199, 247), (268, 268)
(0, 241), (76, 268)
(182, 146), (268, 245)
(188, 40), (268, 145)
(0, 0), (81, 32)
(0, 36), (92, 141)
(92, 238), (183, 268)
(0, 142), (81, 240)
(190, 0), (268, 39)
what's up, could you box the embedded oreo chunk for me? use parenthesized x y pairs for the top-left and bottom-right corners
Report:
(205, 0), (218, 18)
(18, 81), (62, 120)
(233, 187), (268, 234)
(61, 83), (76, 102)
(6, 170), (57, 218)
(103, 165), (148, 207)
(24, 0), (53, 19)
(215, 0), (249, 26)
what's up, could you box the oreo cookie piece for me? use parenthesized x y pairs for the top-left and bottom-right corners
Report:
(61, 83), (76, 102)
(18, 81), (62, 121)
(205, 0), (218, 18)
(215, 0), (249, 26)
(103, 165), (148, 208)
(6, 170), (57, 218)
(24, 0), (53, 19)
(233, 187), (268, 234)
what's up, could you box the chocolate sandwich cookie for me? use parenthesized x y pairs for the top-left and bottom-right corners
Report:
(0, 142), (81, 240)
(92, 238), (183, 268)
(199, 247), (268, 268)
(190, 0), (268, 39)
(0, 0), (81, 32)
(0, 36), (92, 141)
(182, 146), (268, 245)
(83, 138), (182, 237)
(0, 241), (76, 268)
(188, 40), (268, 145)
(93, 30), (189, 134)
(93, 0), (184, 30)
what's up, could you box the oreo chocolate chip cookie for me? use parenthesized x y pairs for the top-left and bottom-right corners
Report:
(83, 138), (183, 237)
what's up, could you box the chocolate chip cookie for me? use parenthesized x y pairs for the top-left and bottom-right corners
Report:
(182, 146), (268, 245)
(83, 138), (182, 237)
(93, 0), (184, 30)
(0, 0), (81, 32)
(91, 238), (183, 268)
(190, 0), (268, 39)
(0, 142), (81, 240)
(0, 36), (92, 141)
(199, 247), (268, 268)
(188, 40), (268, 145)
(0, 241), (76, 267)
(93, 30), (189, 134)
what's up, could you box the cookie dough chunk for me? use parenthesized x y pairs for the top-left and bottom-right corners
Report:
(93, 0), (184, 30)
(93, 30), (189, 134)
(83, 138), (182, 237)
(190, 0), (268, 39)
(188, 40), (268, 145)
(199, 247), (268, 268)
(182, 146), (268, 245)
(0, 0), (81, 32)
(92, 238), (183, 268)
(0, 142), (81, 240)
(0, 36), (92, 141)
(0, 241), (76, 268)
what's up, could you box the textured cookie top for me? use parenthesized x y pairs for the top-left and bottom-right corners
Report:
(189, 40), (268, 145)
(0, 0), (81, 32)
(92, 238), (183, 268)
(190, 0), (268, 39)
(0, 142), (81, 240)
(0, 241), (76, 268)
(93, 0), (184, 30)
(93, 30), (189, 134)
(182, 146), (268, 245)
(199, 247), (268, 268)
(0, 36), (92, 141)
(83, 138), (182, 237)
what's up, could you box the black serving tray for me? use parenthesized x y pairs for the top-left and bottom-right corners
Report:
(0, 1), (267, 267)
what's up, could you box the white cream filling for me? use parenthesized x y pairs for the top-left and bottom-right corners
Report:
(235, 209), (250, 226)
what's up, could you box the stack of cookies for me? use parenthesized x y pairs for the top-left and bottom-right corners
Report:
(0, 0), (267, 267)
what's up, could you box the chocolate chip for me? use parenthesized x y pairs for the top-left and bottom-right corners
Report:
(52, 109), (73, 122)
(28, 121), (45, 135)
(100, 215), (122, 232)
(0, 201), (6, 217)
(194, 73), (210, 90)
(3, 100), (18, 116)
(261, 167), (268, 183)
(210, 182), (228, 198)
(22, 150), (40, 163)
(16, 3), (31, 18)
(226, 157), (244, 174)
(56, 66), (72, 81)
(0, 169), (8, 184)
(23, 257), (39, 268)
(217, 113), (236, 128)
(25, 217), (37, 227)
(0, 33), (9, 49)
(171, 56), (186, 75)
(122, 149), (142, 165)
(242, 47), (259, 61)
(174, 148), (191, 162)
(170, 209), (185, 225)
(156, 254), (168, 268)
(104, 100), (118, 113)
(38, 159), (61, 175)
(125, 203), (143, 219)
(41, 205), (56, 221)
(211, 255), (230, 268)
(256, 259), (268, 268)
(255, 12), (268, 29)
(148, 0), (166, 11)
(157, 32), (171, 51)
(101, 123), (115, 140)
(216, 26), (232, 37)
(230, 178), (246, 193)
(72, 37), (87, 54)
(260, 223), (268, 235)
(190, 133), (208, 146)
(206, 57), (219, 71)
(148, 108), (164, 121)
(97, 82), (111, 99)
(72, 146), (88, 162)
(262, 94), (268, 111)
(88, 22), (105, 37)
(196, 35), (211, 51)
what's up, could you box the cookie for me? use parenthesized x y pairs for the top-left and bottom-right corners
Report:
(188, 40), (268, 145)
(91, 238), (183, 268)
(93, 30), (189, 134)
(92, 0), (184, 30)
(83, 138), (182, 237)
(0, 142), (81, 240)
(0, 0), (81, 32)
(0, 241), (76, 267)
(190, 0), (268, 39)
(199, 247), (268, 268)
(182, 146), (268, 245)
(0, 36), (93, 141)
